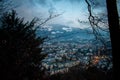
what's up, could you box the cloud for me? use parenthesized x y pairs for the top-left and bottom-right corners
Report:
(30, 0), (48, 7)
(68, 0), (81, 4)
(13, 0), (108, 29)
(89, 0), (106, 8)
(62, 27), (72, 32)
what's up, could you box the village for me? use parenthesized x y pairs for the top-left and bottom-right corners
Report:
(41, 41), (112, 75)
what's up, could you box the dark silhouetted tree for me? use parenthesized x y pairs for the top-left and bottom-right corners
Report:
(85, 0), (119, 79)
(106, 0), (120, 79)
(0, 0), (14, 16)
(0, 10), (47, 80)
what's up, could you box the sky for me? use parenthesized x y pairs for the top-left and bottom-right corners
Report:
(12, 0), (109, 29)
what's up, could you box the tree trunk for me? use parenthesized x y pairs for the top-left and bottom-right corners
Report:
(106, 0), (120, 79)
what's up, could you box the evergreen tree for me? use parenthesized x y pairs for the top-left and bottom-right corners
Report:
(0, 10), (47, 80)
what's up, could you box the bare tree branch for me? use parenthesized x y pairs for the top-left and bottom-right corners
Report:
(85, 0), (109, 47)
(35, 12), (64, 30)
(39, 13), (63, 26)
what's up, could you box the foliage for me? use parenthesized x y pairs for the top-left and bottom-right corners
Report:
(0, 0), (14, 16)
(50, 64), (113, 80)
(0, 10), (47, 80)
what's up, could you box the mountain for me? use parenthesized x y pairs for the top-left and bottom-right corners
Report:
(36, 24), (94, 43)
